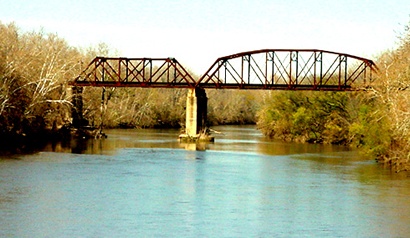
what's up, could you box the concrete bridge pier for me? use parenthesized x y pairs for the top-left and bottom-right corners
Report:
(180, 88), (213, 142)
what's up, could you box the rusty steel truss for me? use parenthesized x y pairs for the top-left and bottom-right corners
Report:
(71, 49), (377, 91)
(72, 57), (196, 88)
(197, 49), (377, 90)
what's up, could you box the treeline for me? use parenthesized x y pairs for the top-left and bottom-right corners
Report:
(0, 22), (259, 148)
(1, 20), (410, 171)
(257, 20), (410, 171)
(0, 22), (83, 146)
(82, 87), (260, 129)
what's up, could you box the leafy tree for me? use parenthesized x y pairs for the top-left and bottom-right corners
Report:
(257, 91), (353, 144)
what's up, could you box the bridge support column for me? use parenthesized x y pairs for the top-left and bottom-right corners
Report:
(70, 86), (84, 127)
(180, 88), (213, 142)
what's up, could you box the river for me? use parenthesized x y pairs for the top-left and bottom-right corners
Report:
(0, 125), (409, 237)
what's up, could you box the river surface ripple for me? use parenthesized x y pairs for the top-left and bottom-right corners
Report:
(0, 126), (409, 237)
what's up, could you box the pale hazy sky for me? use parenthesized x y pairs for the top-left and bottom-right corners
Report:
(1, 0), (408, 74)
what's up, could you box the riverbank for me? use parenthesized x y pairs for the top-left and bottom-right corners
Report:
(0, 125), (106, 155)
(1, 125), (409, 237)
(1, 123), (409, 174)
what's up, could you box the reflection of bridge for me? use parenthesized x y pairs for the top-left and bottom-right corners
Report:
(70, 49), (378, 138)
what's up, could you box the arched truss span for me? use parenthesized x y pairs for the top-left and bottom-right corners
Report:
(196, 49), (378, 90)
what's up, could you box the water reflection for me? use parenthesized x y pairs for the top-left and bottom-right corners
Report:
(2, 125), (409, 237)
(43, 126), (352, 156)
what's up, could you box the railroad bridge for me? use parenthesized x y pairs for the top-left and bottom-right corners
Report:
(70, 49), (377, 140)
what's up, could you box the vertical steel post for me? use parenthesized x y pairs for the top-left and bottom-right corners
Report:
(125, 59), (129, 82)
(172, 60), (176, 84)
(289, 51), (292, 87)
(338, 55), (342, 89)
(272, 51), (275, 84)
(295, 51), (299, 86)
(319, 52), (323, 87)
(313, 51), (317, 88)
(241, 56), (244, 85)
(247, 55), (251, 85)
(265, 52), (268, 85)
(344, 56), (348, 87)
(118, 59), (121, 83)
(224, 61), (227, 85)
(150, 59), (153, 83)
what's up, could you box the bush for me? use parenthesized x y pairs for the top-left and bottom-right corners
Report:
(257, 91), (353, 144)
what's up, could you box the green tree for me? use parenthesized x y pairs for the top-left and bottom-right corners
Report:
(257, 91), (353, 144)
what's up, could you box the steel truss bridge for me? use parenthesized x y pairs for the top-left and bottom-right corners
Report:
(71, 49), (377, 91)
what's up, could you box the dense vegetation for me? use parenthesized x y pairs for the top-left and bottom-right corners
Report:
(257, 91), (359, 144)
(0, 21), (258, 148)
(257, 20), (410, 171)
(1, 20), (410, 171)
(81, 87), (259, 129)
(0, 22), (83, 148)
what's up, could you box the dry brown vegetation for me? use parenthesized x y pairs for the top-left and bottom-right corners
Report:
(1, 19), (410, 172)
(0, 23), (82, 143)
(366, 21), (410, 171)
(0, 22), (260, 149)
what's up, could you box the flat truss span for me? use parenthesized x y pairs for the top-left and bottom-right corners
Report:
(196, 49), (377, 90)
(72, 57), (196, 88)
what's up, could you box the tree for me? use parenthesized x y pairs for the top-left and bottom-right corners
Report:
(363, 19), (410, 171)
(257, 91), (353, 144)
(0, 22), (83, 142)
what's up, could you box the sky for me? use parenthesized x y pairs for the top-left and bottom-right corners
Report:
(1, 0), (409, 74)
